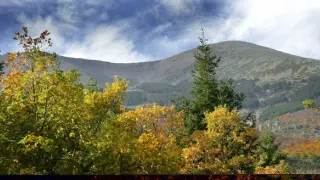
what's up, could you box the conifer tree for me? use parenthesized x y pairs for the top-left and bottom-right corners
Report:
(256, 131), (286, 167)
(173, 28), (245, 134)
(0, 61), (3, 74)
(0, 51), (3, 74)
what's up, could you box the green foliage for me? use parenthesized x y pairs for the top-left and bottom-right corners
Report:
(242, 97), (260, 109)
(173, 28), (245, 134)
(303, 99), (316, 109)
(0, 61), (3, 73)
(290, 76), (320, 102)
(85, 77), (103, 92)
(217, 79), (245, 110)
(259, 102), (304, 122)
(286, 155), (320, 173)
(260, 81), (292, 93)
(256, 131), (286, 167)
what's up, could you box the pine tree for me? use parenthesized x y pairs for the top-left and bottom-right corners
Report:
(173, 28), (245, 134)
(0, 61), (3, 74)
(0, 51), (4, 75)
(256, 131), (286, 167)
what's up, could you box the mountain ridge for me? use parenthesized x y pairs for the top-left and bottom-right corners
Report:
(1, 40), (320, 113)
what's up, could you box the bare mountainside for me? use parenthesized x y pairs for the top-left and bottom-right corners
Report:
(1, 41), (320, 115)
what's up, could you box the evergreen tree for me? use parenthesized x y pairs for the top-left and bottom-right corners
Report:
(173, 28), (245, 134)
(0, 50), (4, 74)
(0, 61), (3, 74)
(256, 131), (286, 167)
(86, 77), (103, 92)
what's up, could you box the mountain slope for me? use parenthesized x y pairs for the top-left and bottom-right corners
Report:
(1, 41), (320, 112)
(58, 41), (320, 85)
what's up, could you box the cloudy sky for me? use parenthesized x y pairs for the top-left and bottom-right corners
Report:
(0, 0), (320, 63)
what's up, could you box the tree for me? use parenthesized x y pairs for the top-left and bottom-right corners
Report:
(86, 77), (103, 93)
(180, 106), (258, 174)
(0, 50), (4, 74)
(173, 28), (245, 134)
(90, 104), (186, 174)
(0, 27), (129, 175)
(0, 27), (89, 174)
(0, 62), (3, 74)
(256, 131), (287, 168)
(303, 99), (316, 109)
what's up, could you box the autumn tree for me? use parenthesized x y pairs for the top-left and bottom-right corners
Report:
(173, 28), (244, 134)
(303, 99), (316, 109)
(0, 27), (87, 174)
(89, 104), (186, 174)
(0, 27), (129, 174)
(180, 106), (258, 174)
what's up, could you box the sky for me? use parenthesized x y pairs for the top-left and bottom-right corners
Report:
(0, 0), (320, 63)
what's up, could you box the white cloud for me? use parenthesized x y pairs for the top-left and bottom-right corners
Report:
(159, 0), (200, 16)
(85, 0), (113, 6)
(222, 0), (320, 59)
(10, 0), (320, 63)
(151, 0), (320, 60)
(55, 0), (113, 23)
(63, 25), (152, 63)
(16, 14), (152, 63)
(10, 0), (153, 63)
(56, 3), (79, 23)
(0, 0), (43, 6)
(57, 0), (112, 6)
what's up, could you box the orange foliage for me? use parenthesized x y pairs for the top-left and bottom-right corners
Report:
(282, 137), (320, 157)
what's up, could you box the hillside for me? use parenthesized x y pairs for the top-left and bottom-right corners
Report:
(1, 41), (320, 119)
(259, 108), (320, 139)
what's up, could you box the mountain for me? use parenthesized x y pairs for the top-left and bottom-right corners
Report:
(1, 41), (320, 117)
(59, 40), (320, 85)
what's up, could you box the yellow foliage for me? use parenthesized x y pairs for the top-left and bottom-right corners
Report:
(303, 99), (315, 109)
(180, 106), (258, 174)
(255, 160), (290, 174)
(109, 104), (185, 174)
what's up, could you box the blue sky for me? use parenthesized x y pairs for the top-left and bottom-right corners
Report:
(0, 0), (320, 63)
